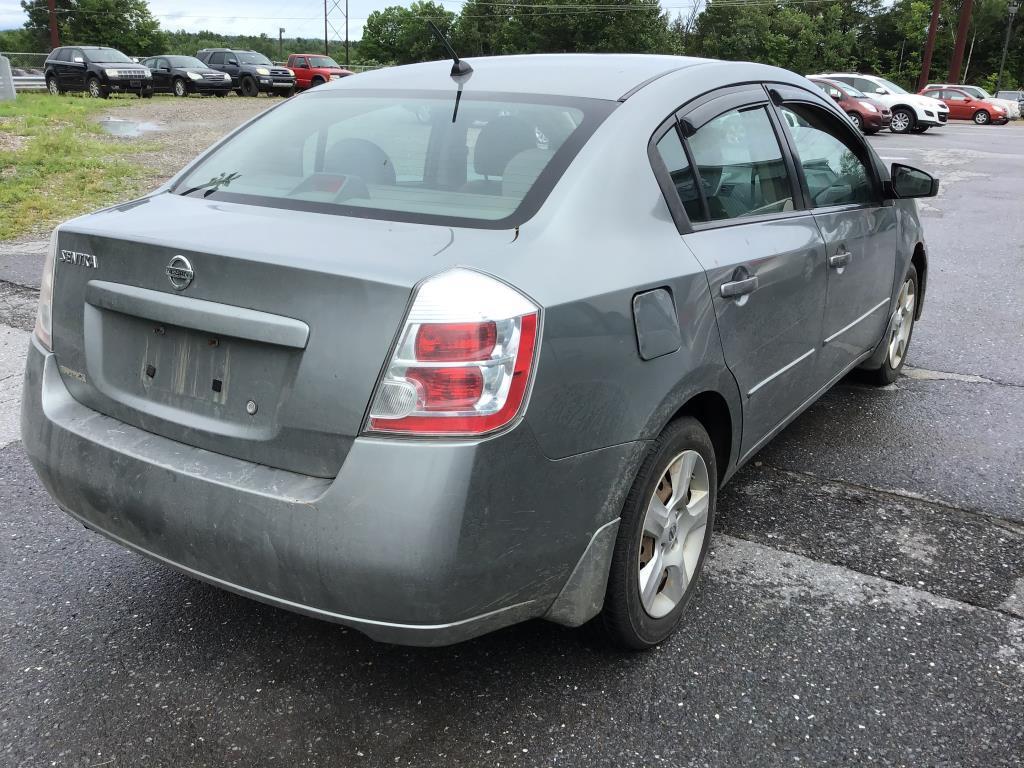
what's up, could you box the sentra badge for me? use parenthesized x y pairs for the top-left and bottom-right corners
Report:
(60, 250), (98, 269)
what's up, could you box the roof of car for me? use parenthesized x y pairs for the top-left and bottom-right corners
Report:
(330, 54), (715, 101)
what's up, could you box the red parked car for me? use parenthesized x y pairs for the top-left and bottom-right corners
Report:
(808, 77), (892, 134)
(286, 53), (353, 90)
(918, 86), (1008, 125)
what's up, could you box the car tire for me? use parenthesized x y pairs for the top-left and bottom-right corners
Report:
(910, 125), (929, 133)
(214, 92), (227, 97)
(141, 92), (153, 99)
(847, 111), (864, 132)
(46, 75), (63, 96)
(598, 416), (717, 651)
(864, 126), (881, 135)
(87, 76), (106, 99)
(973, 110), (991, 125)
(889, 107), (914, 133)
(240, 77), (259, 97)
(310, 76), (325, 88)
(173, 78), (187, 97)
(868, 264), (919, 386)
(278, 87), (294, 97)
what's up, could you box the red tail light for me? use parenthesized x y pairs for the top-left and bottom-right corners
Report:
(366, 269), (540, 437)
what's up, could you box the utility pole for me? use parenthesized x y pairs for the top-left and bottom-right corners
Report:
(345, 0), (349, 67)
(324, 0), (329, 55)
(47, 0), (59, 50)
(996, 0), (1020, 92)
(948, 0), (974, 84)
(279, 28), (285, 60)
(919, 0), (943, 91)
(963, 32), (976, 82)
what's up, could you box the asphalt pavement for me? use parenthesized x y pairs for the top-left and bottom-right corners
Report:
(1, 119), (1022, 767)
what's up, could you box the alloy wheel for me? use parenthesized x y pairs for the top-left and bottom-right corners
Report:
(174, 80), (186, 97)
(891, 110), (911, 133)
(47, 77), (59, 95)
(974, 111), (990, 125)
(887, 277), (916, 369)
(637, 450), (710, 619)
(88, 79), (101, 98)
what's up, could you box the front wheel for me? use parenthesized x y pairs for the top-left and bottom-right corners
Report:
(910, 124), (929, 133)
(973, 110), (991, 125)
(868, 264), (918, 386)
(46, 75), (63, 95)
(173, 78), (187, 97)
(890, 107), (914, 133)
(599, 417), (717, 650)
(847, 111), (864, 132)
(87, 76), (106, 99)
(240, 77), (259, 97)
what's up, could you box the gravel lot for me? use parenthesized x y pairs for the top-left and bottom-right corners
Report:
(100, 94), (276, 182)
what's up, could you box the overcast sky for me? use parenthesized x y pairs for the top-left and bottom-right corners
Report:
(0, 0), (483, 42)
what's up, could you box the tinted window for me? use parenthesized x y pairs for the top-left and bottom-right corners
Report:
(781, 105), (873, 208)
(167, 56), (205, 68)
(686, 107), (794, 221)
(54, 48), (71, 62)
(853, 78), (880, 94)
(208, 52), (224, 65)
(654, 127), (704, 222)
(175, 91), (606, 227)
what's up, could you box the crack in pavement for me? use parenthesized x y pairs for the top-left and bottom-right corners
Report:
(902, 365), (1024, 390)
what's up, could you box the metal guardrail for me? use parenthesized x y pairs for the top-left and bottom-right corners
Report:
(1, 52), (48, 92)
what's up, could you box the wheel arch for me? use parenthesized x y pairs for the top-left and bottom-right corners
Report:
(666, 390), (735, 486)
(890, 102), (918, 119)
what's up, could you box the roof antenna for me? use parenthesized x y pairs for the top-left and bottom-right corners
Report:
(427, 20), (473, 77)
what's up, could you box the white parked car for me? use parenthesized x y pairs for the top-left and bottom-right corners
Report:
(926, 84), (1021, 120)
(813, 73), (949, 134)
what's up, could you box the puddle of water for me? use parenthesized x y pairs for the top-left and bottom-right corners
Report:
(98, 118), (163, 138)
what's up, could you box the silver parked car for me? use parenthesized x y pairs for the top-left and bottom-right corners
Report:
(22, 54), (936, 649)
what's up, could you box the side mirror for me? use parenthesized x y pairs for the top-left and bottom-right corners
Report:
(886, 163), (939, 199)
(875, 87), (886, 95)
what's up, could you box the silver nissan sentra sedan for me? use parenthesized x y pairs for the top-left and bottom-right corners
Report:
(22, 54), (936, 649)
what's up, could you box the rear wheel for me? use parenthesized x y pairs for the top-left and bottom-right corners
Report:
(87, 76), (106, 99)
(240, 76), (259, 97)
(46, 75), (63, 95)
(847, 111), (864, 132)
(214, 91), (227, 97)
(868, 264), (918, 386)
(890, 107), (914, 133)
(973, 110), (991, 125)
(173, 78), (187, 97)
(599, 417), (717, 650)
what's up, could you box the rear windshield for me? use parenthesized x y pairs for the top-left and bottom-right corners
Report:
(173, 90), (612, 228)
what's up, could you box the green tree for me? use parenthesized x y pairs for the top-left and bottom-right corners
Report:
(359, 2), (456, 65)
(19, 0), (164, 55)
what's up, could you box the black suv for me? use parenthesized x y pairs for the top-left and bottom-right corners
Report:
(196, 48), (295, 97)
(44, 46), (153, 98)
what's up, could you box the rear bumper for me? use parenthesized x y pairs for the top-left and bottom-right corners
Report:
(21, 339), (640, 645)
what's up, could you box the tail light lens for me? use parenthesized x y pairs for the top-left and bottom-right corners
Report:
(367, 268), (539, 436)
(34, 228), (59, 352)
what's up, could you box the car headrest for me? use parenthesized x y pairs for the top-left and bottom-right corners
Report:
(324, 138), (396, 185)
(474, 116), (537, 178)
(501, 149), (551, 201)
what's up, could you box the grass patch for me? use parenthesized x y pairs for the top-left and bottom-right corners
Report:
(0, 93), (160, 241)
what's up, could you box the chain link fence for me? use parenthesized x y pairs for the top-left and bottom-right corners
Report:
(1, 53), (48, 91)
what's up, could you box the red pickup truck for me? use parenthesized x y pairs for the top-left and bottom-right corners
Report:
(286, 54), (353, 90)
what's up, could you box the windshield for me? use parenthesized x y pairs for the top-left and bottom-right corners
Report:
(308, 56), (341, 68)
(238, 52), (272, 65)
(174, 91), (610, 228)
(840, 83), (867, 97)
(87, 48), (131, 63)
(874, 77), (908, 95)
(167, 56), (206, 68)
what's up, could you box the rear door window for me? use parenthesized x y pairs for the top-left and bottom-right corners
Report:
(654, 128), (704, 222)
(685, 106), (795, 221)
(208, 52), (224, 66)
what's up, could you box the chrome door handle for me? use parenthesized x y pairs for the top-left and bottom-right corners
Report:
(829, 250), (851, 269)
(720, 275), (759, 298)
